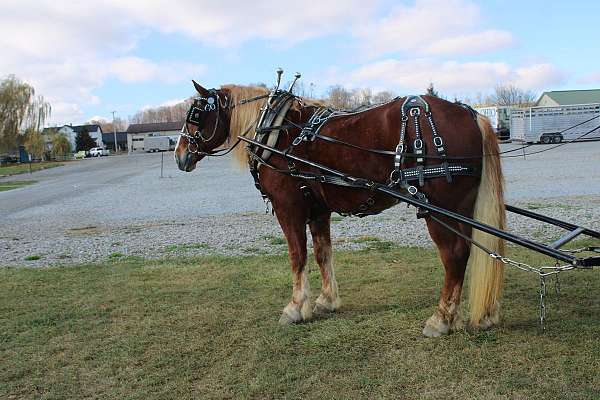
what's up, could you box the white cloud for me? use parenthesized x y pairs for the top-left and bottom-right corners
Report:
(423, 30), (513, 56)
(0, 0), (374, 125)
(513, 64), (566, 90)
(355, 0), (513, 57)
(113, 0), (374, 47)
(108, 58), (205, 84)
(340, 59), (565, 94)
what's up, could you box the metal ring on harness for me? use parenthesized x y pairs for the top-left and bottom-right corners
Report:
(389, 169), (402, 184)
(414, 139), (424, 150)
(407, 185), (418, 195)
(187, 141), (198, 153)
(410, 107), (421, 117)
(433, 136), (443, 147)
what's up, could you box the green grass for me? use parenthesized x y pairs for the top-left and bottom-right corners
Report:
(0, 161), (64, 177)
(331, 215), (345, 223)
(525, 202), (581, 211)
(0, 180), (36, 192)
(23, 255), (41, 261)
(264, 235), (287, 245)
(1, 243), (599, 399)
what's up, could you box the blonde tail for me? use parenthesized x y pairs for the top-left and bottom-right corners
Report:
(468, 114), (506, 328)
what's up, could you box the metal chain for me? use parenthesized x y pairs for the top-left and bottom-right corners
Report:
(540, 276), (547, 330)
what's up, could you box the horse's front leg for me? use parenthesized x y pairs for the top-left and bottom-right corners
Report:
(275, 205), (312, 325)
(309, 213), (341, 315)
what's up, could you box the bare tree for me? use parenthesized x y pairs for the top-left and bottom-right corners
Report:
(326, 85), (354, 109)
(489, 84), (536, 107)
(353, 88), (373, 106)
(129, 99), (193, 124)
(88, 117), (128, 133)
(372, 90), (396, 103)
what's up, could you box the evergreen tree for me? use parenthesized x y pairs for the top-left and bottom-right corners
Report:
(75, 129), (96, 151)
(426, 82), (439, 97)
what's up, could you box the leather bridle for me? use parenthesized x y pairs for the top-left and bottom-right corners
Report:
(180, 89), (229, 156)
(179, 89), (270, 157)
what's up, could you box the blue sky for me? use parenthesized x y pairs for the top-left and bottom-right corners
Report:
(1, 0), (599, 126)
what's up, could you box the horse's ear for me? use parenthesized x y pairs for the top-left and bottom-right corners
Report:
(192, 80), (209, 95)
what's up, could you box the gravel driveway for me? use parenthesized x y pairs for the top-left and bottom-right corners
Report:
(1, 141), (599, 267)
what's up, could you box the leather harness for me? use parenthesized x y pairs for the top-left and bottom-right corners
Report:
(246, 91), (479, 218)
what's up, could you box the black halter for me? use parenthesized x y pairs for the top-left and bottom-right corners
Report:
(179, 89), (270, 157)
(180, 89), (229, 155)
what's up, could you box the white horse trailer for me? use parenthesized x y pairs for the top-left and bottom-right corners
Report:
(510, 103), (600, 144)
(474, 106), (511, 140)
(144, 136), (170, 152)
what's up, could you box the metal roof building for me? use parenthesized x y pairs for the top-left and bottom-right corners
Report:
(535, 89), (600, 107)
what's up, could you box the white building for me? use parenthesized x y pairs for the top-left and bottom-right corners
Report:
(42, 124), (104, 152)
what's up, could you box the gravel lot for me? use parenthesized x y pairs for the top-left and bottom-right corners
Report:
(1, 141), (599, 267)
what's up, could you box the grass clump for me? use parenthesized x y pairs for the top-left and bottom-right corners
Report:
(1, 242), (599, 399)
(0, 162), (63, 177)
(264, 235), (286, 245)
(0, 180), (36, 192)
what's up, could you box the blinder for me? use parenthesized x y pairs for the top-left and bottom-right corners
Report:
(181, 89), (224, 152)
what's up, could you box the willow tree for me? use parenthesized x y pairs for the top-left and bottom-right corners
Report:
(24, 130), (45, 160)
(51, 133), (71, 158)
(0, 75), (51, 153)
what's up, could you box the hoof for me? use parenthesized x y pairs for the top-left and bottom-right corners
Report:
(470, 306), (500, 331)
(279, 312), (300, 325)
(471, 315), (496, 331)
(279, 301), (312, 325)
(423, 315), (450, 338)
(313, 302), (334, 316)
(422, 310), (464, 337)
(313, 294), (340, 316)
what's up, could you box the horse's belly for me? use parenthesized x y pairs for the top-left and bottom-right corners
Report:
(317, 185), (399, 216)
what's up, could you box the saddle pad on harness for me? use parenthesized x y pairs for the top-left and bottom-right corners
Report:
(254, 93), (295, 161)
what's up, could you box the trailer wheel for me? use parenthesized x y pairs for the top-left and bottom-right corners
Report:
(552, 135), (562, 144)
(541, 136), (551, 144)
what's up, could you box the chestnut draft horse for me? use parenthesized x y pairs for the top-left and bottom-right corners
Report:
(174, 81), (505, 337)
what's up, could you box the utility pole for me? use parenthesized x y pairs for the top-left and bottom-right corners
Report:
(111, 110), (118, 155)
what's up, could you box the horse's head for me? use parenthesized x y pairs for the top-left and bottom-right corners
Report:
(175, 81), (231, 172)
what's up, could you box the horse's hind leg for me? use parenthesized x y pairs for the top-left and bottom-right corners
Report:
(309, 213), (341, 315)
(275, 205), (313, 325)
(423, 218), (471, 337)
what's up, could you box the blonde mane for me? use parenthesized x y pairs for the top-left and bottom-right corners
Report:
(221, 84), (269, 167)
(221, 84), (325, 167)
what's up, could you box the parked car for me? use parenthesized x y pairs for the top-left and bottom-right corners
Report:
(89, 147), (109, 157)
(74, 151), (87, 159)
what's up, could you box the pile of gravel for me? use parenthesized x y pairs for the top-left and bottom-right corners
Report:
(2, 195), (598, 268)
